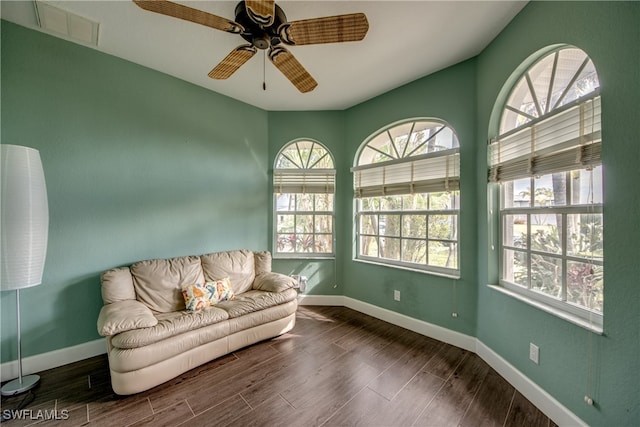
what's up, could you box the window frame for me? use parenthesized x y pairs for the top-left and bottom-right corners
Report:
(353, 118), (461, 278)
(499, 173), (604, 325)
(273, 139), (335, 259)
(490, 46), (603, 329)
(356, 200), (460, 278)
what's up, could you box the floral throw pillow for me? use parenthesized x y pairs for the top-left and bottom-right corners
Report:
(181, 278), (235, 311)
(182, 283), (212, 311)
(207, 277), (235, 304)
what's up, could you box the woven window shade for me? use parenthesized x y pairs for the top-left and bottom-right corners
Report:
(273, 169), (335, 194)
(489, 95), (601, 182)
(352, 149), (459, 198)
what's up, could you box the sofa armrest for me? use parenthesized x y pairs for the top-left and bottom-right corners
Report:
(97, 300), (158, 337)
(252, 272), (296, 293)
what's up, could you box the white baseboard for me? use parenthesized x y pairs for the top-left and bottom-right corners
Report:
(342, 297), (477, 352)
(299, 294), (586, 426)
(475, 341), (587, 427)
(297, 294), (345, 306)
(0, 338), (106, 382)
(299, 295), (475, 352)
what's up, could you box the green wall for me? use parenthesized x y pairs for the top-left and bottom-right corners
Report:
(342, 59), (479, 337)
(475, 2), (640, 426)
(2, 1), (639, 425)
(1, 21), (269, 361)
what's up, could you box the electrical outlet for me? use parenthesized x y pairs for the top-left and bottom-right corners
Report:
(529, 343), (539, 364)
(394, 290), (401, 301)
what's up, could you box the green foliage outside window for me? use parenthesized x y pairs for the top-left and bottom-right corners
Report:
(358, 192), (459, 271)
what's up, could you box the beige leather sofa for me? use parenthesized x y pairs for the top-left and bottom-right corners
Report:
(97, 249), (297, 395)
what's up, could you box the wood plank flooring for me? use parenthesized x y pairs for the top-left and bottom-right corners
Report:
(1, 306), (557, 427)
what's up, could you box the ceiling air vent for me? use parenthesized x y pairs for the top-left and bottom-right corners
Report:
(34, 1), (99, 46)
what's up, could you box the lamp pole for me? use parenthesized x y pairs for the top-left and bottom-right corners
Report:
(1, 289), (40, 395)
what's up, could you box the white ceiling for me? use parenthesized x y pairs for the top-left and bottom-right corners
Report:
(1, 0), (527, 111)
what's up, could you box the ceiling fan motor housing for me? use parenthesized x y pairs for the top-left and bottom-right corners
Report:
(235, 1), (286, 49)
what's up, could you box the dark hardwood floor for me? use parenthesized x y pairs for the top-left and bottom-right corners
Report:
(1, 306), (556, 427)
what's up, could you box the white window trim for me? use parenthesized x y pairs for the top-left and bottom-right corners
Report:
(354, 257), (461, 280)
(487, 284), (603, 334)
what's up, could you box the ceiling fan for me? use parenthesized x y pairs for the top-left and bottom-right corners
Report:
(133, 0), (369, 93)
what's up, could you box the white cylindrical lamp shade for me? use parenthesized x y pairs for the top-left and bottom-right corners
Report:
(1, 144), (49, 290)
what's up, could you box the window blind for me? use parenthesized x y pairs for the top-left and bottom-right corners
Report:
(273, 169), (335, 194)
(352, 148), (460, 198)
(489, 95), (601, 182)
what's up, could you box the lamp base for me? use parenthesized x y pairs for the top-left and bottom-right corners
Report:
(1, 374), (40, 396)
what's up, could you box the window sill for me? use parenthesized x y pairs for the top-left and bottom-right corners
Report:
(354, 258), (460, 280)
(273, 255), (335, 261)
(486, 284), (603, 335)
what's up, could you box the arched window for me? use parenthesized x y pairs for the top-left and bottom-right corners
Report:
(273, 140), (335, 257)
(353, 119), (460, 277)
(489, 47), (603, 325)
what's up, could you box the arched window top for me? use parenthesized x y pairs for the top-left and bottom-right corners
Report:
(274, 139), (335, 195)
(275, 139), (334, 170)
(500, 47), (600, 134)
(357, 119), (459, 167)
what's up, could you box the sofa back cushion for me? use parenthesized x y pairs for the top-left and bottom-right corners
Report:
(254, 251), (272, 276)
(200, 250), (255, 294)
(131, 256), (205, 313)
(101, 267), (136, 304)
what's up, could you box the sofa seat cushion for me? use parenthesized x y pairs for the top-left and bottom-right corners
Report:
(108, 321), (230, 373)
(111, 306), (229, 349)
(215, 288), (297, 319)
(227, 299), (298, 334)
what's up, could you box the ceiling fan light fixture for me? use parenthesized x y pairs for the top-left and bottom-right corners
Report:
(252, 34), (270, 50)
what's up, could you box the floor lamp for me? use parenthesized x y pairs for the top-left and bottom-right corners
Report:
(1, 144), (49, 396)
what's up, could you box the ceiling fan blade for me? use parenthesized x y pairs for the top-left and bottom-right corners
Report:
(268, 46), (318, 93)
(209, 45), (257, 80)
(279, 13), (369, 46)
(133, 0), (244, 34)
(245, 0), (275, 26)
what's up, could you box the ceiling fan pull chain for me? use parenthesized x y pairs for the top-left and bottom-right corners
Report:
(263, 50), (267, 91)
